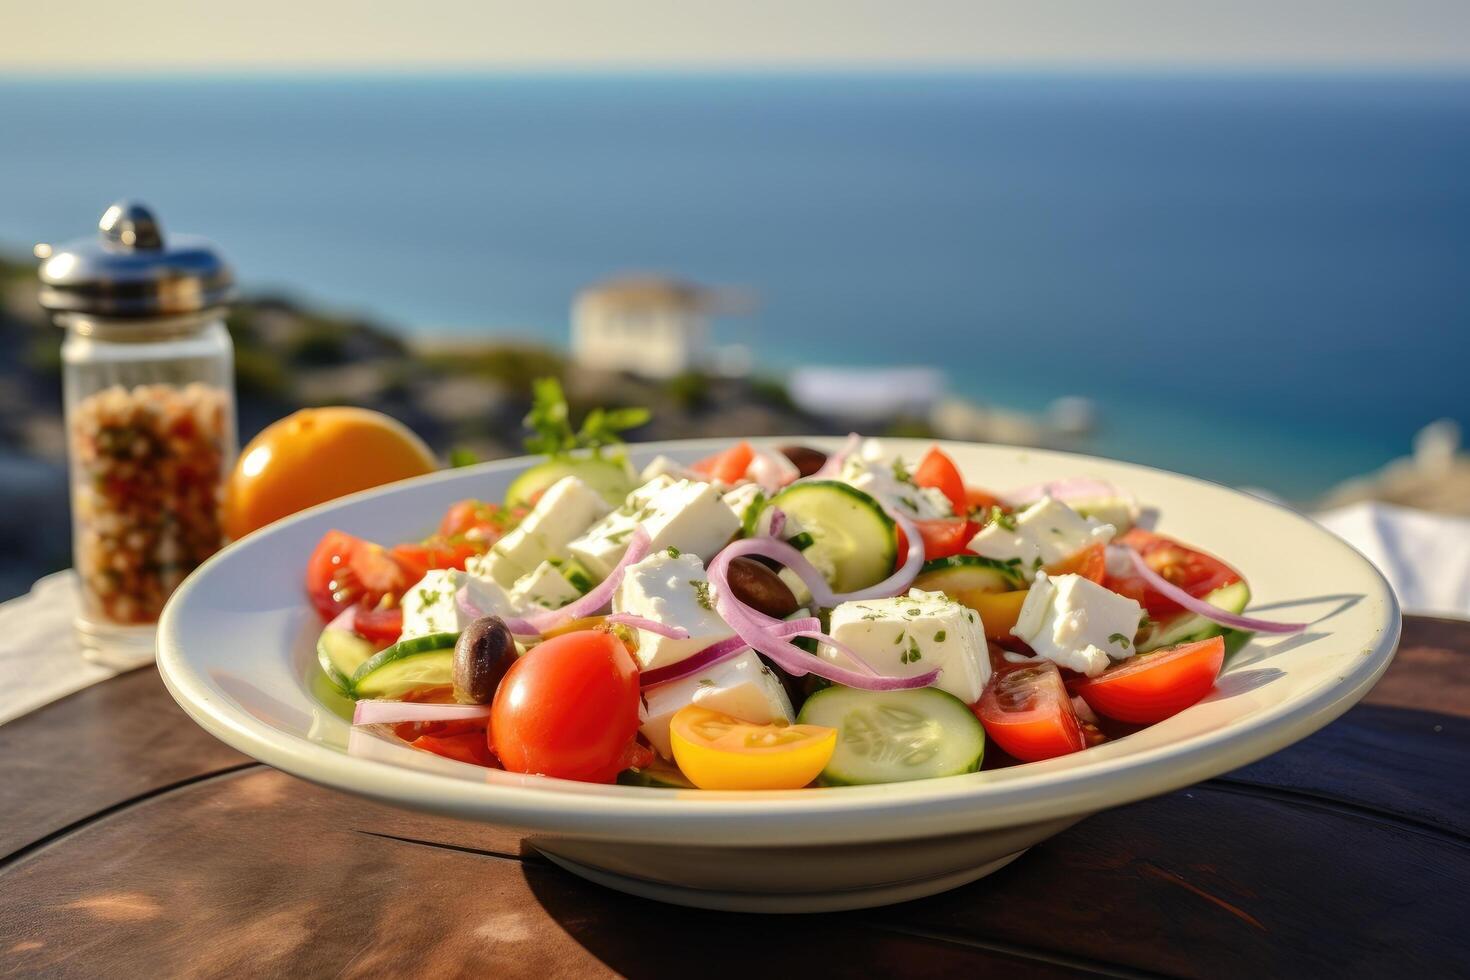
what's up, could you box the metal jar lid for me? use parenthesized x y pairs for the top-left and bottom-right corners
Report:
(36, 201), (234, 321)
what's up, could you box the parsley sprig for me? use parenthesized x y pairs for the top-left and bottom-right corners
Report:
(523, 378), (650, 458)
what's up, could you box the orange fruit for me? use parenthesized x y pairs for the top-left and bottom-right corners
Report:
(224, 407), (437, 540)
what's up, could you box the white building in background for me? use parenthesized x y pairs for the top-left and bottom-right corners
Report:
(571, 276), (751, 379)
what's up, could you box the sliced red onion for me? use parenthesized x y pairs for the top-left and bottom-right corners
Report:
(605, 613), (690, 639)
(638, 616), (821, 690)
(812, 432), (861, 478)
(326, 604), (358, 634)
(457, 526), (653, 637)
(707, 547), (940, 692)
(1004, 477), (1121, 507)
(353, 700), (493, 726)
(765, 506), (787, 539)
(1110, 545), (1307, 634)
(747, 447), (798, 495)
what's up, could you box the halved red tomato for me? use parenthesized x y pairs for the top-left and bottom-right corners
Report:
(691, 441), (755, 485)
(913, 447), (967, 513)
(896, 518), (979, 563)
(963, 486), (1004, 516)
(1074, 636), (1226, 724)
(390, 538), (480, 582)
(353, 606), (405, 645)
(304, 530), (413, 622)
(412, 731), (499, 767)
(1044, 542), (1106, 584)
(975, 661), (1087, 762)
(1104, 529), (1242, 619)
(438, 499), (517, 544)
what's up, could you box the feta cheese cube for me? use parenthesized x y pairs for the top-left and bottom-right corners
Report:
(640, 454), (703, 484)
(967, 496), (1115, 582)
(399, 569), (468, 639)
(509, 560), (581, 611)
(640, 651), (795, 758)
(1010, 572), (1143, 677)
(827, 588), (991, 703)
(838, 439), (953, 520)
(470, 476), (611, 587)
(612, 551), (735, 670)
(570, 477), (739, 579)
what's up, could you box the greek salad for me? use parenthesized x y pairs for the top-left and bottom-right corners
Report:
(308, 385), (1306, 790)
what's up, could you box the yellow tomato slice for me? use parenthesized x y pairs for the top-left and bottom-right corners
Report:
(964, 589), (1029, 641)
(669, 705), (836, 790)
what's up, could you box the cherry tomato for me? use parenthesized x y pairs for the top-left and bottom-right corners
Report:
(1044, 543), (1107, 584)
(913, 447), (968, 513)
(691, 441), (755, 485)
(438, 499), (518, 544)
(975, 662), (1086, 762)
(304, 530), (412, 621)
(1104, 529), (1242, 620)
(390, 538), (480, 582)
(669, 705), (837, 790)
(490, 630), (642, 783)
(896, 518), (980, 563)
(412, 731), (499, 767)
(354, 606), (405, 646)
(1075, 636), (1226, 724)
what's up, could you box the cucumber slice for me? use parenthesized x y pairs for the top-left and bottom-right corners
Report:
(351, 632), (459, 699)
(317, 626), (375, 696)
(1137, 580), (1251, 653)
(797, 686), (984, 785)
(505, 455), (635, 508)
(548, 556), (595, 594)
(765, 481), (896, 593)
(616, 759), (696, 789)
(913, 554), (1025, 597)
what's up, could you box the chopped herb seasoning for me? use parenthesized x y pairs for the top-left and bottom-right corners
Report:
(901, 636), (923, 664)
(891, 457), (912, 483)
(697, 678), (715, 688)
(934, 629), (947, 642)
(690, 580), (714, 610)
(1108, 632), (1132, 649)
(990, 506), (1017, 531)
(899, 495), (918, 511)
(893, 632), (905, 645)
(666, 546), (681, 558)
(905, 607), (920, 616)
(1032, 556), (1044, 571)
(417, 589), (442, 607)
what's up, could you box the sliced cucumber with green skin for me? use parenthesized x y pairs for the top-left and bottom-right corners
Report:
(913, 554), (1025, 596)
(505, 454), (635, 508)
(548, 556), (596, 594)
(616, 760), (696, 789)
(318, 627), (376, 696)
(351, 632), (459, 699)
(765, 481), (896, 593)
(798, 686), (985, 785)
(1136, 580), (1251, 653)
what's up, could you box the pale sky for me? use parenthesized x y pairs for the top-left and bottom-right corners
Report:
(3, 0), (1468, 73)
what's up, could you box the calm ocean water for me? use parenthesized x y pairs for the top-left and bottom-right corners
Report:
(1, 73), (1466, 498)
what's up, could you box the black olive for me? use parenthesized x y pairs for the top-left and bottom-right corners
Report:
(777, 445), (828, 478)
(453, 615), (517, 704)
(726, 556), (800, 620)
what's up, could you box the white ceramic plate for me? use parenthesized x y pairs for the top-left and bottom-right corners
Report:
(158, 438), (1400, 912)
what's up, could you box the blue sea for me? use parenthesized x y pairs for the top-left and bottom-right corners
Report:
(1, 72), (1466, 499)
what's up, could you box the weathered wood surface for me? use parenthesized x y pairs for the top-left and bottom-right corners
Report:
(1, 616), (1466, 979)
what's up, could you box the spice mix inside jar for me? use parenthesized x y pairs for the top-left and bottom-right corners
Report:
(37, 202), (237, 668)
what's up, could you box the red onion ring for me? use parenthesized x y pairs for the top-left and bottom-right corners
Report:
(812, 432), (860, 478)
(605, 613), (691, 638)
(352, 700), (493, 726)
(707, 546), (941, 692)
(457, 526), (653, 637)
(639, 617), (820, 689)
(1004, 477), (1122, 507)
(747, 447), (797, 495)
(765, 506), (787, 539)
(1110, 545), (1307, 634)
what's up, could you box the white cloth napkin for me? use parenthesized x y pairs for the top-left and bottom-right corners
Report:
(0, 502), (1464, 726)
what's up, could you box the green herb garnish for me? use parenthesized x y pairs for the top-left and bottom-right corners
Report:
(690, 580), (714, 610)
(990, 506), (1017, 532)
(1108, 632), (1132, 649)
(523, 377), (650, 457)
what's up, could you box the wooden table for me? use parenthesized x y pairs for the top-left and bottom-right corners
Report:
(1, 617), (1466, 979)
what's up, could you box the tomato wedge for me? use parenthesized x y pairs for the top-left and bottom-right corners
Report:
(390, 538), (480, 582)
(354, 606), (405, 645)
(1074, 636), (1226, 724)
(897, 517), (979, 563)
(913, 446), (967, 513)
(669, 705), (837, 790)
(1044, 543), (1106, 584)
(412, 731), (499, 767)
(691, 441), (755, 485)
(304, 530), (412, 621)
(438, 499), (518, 544)
(975, 662), (1086, 762)
(1104, 529), (1241, 620)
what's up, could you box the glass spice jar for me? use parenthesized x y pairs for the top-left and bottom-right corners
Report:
(37, 202), (237, 668)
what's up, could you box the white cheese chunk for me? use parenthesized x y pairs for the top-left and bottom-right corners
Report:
(508, 560), (581, 611)
(399, 569), (469, 639)
(1010, 571), (1143, 677)
(967, 496), (1115, 582)
(469, 475), (610, 587)
(838, 438), (953, 520)
(612, 551), (736, 671)
(639, 651), (795, 759)
(640, 454), (703, 484)
(570, 477), (739, 579)
(827, 588), (991, 703)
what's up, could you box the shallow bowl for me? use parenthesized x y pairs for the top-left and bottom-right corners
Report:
(158, 438), (1399, 912)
